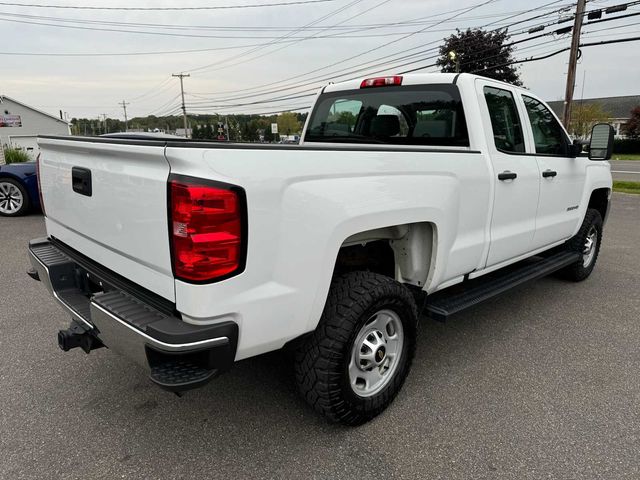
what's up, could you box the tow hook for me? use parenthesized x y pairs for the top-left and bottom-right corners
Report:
(58, 321), (104, 354)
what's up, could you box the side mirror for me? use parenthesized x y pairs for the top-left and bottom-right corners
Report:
(588, 123), (614, 161)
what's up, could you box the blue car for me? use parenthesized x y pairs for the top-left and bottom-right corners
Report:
(0, 161), (41, 217)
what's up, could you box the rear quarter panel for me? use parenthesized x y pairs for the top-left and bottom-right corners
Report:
(165, 145), (492, 360)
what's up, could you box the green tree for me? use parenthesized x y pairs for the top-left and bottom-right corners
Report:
(570, 103), (611, 139)
(437, 28), (522, 86)
(623, 106), (640, 138)
(204, 123), (214, 139)
(277, 112), (302, 136)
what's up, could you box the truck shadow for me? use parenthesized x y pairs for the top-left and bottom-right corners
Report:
(84, 274), (573, 426)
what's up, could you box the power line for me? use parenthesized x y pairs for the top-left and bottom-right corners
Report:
(193, 34), (640, 116)
(187, 0), (564, 99)
(191, 0), (503, 76)
(470, 34), (640, 73)
(0, 8), (574, 34)
(185, 34), (573, 111)
(0, 14), (423, 41)
(129, 76), (173, 102)
(185, 2), (572, 104)
(141, 93), (181, 117)
(142, 1), (618, 115)
(187, 0), (376, 74)
(0, 0), (337, 10)
(0, 10), (494, 40)
(185, 9), (632, 113)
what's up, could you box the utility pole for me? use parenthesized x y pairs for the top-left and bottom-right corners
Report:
(172, 73), (190, 138)
(100, 113), (108, 134)
(562, 0), (586, 128)
(119, 100), (130, 132)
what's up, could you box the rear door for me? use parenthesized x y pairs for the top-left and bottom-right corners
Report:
(519, 94), (586, 248)
(476, 80), (541, 267)
(38, 137), (175, 301)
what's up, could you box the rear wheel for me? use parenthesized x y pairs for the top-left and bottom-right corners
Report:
(0, 178), (29, 217)
(295, 271), (417, 426)
(560, 208), (603, 281)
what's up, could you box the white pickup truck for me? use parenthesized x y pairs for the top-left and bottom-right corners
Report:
(29, 73), (614, 425)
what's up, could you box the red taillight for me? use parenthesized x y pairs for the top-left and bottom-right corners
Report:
(360, 76), (403, 88)
(36, 153), (46, 216)
(169, 177), (245, 283)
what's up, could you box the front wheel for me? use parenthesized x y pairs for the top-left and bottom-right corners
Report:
(560, 208), (603, 281)
(295, 271), (417, 426)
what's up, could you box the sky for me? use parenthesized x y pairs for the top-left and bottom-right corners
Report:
(1, 0), (638, 121)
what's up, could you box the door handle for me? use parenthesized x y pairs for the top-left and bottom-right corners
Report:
(542, 169), (557, 178)
(498, 171), (517, 181)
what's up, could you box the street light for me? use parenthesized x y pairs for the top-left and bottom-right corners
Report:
(448, 50), (460, 73)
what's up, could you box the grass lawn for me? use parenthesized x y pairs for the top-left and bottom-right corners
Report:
(613, 181), (640, 194)
(611, 154), (640, 161)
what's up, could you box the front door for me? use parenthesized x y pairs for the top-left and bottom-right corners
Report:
(477, 80), (541, 267)
(519, 94), (586, 248)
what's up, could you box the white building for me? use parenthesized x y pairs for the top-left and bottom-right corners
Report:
(0, 95), (70, 164)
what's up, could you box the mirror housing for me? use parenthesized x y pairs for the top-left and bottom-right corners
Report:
(588, 123), (615, 161)
(568, 140), (583, 158)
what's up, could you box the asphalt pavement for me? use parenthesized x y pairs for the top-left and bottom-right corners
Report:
(1, 194), (639, 479)
(610, 160), (640, 182)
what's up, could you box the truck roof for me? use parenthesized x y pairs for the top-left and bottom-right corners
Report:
(322, 72), (514, 93)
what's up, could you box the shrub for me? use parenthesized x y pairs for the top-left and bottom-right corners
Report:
(3, 147), (31, 164)
(613, 138), (640, 154)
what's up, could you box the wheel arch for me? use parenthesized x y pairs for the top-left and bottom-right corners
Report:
(336, 221), (437, 288)
(588, 187), (611, 224)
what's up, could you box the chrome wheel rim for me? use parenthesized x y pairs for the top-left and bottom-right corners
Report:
(582, 225), (598, 268)
(0, 181), (23, 215)
(348, 309), (404, 398)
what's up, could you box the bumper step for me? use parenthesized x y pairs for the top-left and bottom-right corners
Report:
(425, 250), (580, 322)
(150, 360), (217, 392)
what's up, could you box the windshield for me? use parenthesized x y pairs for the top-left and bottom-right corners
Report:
(305, 84), (469, 147)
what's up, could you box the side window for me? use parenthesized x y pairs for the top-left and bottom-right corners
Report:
(483, 86), (525, 153)
(522, 95), (569, 155)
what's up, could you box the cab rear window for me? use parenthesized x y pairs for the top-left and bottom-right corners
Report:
(304, 84), (469, 147)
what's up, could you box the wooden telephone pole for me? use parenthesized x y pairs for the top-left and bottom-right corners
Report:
(562, 0), (587, 128)
(119, 100), (130, 132)
(172, 73), (190, 138)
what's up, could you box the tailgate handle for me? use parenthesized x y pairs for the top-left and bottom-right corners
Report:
(72, 167), (92, 197)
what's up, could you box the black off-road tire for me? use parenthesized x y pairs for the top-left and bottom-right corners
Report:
(559, 208), (603, 281)
(295, 271), (418, 426)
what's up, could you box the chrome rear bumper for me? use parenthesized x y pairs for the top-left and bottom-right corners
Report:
(28, 238), (237, 390)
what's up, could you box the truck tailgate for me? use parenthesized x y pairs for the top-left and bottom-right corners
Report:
(38, 137), (175, 301)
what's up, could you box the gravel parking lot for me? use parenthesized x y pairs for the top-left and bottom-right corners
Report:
(1, 193), (639, 480)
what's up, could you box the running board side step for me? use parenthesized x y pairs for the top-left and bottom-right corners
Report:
(425, 251), (580, 322)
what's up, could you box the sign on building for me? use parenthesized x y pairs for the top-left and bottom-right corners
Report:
(0, 114), (22, 128)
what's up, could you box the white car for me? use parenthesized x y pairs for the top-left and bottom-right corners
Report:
(29, 73), (613, 425)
